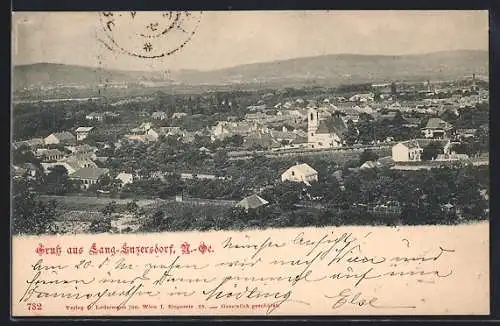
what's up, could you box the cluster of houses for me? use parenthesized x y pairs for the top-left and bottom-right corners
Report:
(12, 127), (134, 190)
(235, 156), (398, 211)
(391, 117), (485, 163)
(13, 76), (487, 197)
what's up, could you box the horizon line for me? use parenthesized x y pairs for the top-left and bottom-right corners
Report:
(13, 48), (488, 73)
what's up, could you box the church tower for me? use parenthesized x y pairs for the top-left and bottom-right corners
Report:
(308, 107), (320, 135)
(471, 73), (478, 91)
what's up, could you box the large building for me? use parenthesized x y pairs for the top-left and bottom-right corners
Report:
(392, 139), (452, 162)
(69, 167), (109, 190)
(307, 108), (346, 149)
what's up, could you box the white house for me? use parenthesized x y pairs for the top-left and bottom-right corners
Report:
(392, 139), (452, 162)
(85, 112), (104, 121)
(151, 111), (168, 120)
(392, 140), (424, 162)
(115, 172), (134, 186)
(281, 163), (318, 186)
(75, 127), (94, 141)
(307, 108), (346, 149)
(172, 112), (188, 119)
(146, 128), (160, 142)
(41, 158), (97, 175)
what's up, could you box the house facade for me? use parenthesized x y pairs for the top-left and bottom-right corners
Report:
(38, 149), (66, 162)
(86, 112), (104, 121)
(152, 111), (168, 120)
(75, 127), (94, 141)
(281, 163), (318, 185)
(392, 139), (452, 162)
(392, 141), (424, 162)
(69, 167), (109, 190)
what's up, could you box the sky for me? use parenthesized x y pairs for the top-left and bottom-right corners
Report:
(12, 10), (489, 72)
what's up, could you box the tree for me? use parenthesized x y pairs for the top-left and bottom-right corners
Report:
(101, 201), (117, 216)
(89, 218), (112, 233)
(41, 165), (76, 195)
(422, 141), (444, 161)
(262, 181), (303, 211)
(359, 149), (379, 165)
(126, 201), (139, 214)
(343, 122), (358, 146)
(214, 150), (229, 176)
(12, 179), (58, 235)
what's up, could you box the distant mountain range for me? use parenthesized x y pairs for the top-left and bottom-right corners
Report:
(13, 50), (488, 90)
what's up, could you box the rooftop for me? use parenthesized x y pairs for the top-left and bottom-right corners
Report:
(75, 127), (94, 132)
(70, 167), (109, 180)
(49, 131), (75, 141)
(316, 116), (347, 135)
(236, 194), (269, 210)
(287, 163), (317, 175)
(423, 118), (453, 130)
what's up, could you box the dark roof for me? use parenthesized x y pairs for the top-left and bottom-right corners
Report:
(402, 117), (422, 125)
(376, 156), (395, 167)
(70, 167), (109, 180)
(316, 117), (347, 135)
(423, 118), (453, 130)
(378, 112), (398, 120)
(398, 139), (450, 149)
(244, 134), (279, 148)
(41, 149), (65, 157)
(51, 131), (75, 141)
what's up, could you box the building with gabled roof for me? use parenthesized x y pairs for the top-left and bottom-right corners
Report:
(116, 172), (134, 186)
(360, 160), (377, 170)
(421, 118), (454, 139)
(75, 126), (94, 141)
(281, 163), (318, 186)
(236, 194), (269, 211)
(69, 167), (109, 189)
(392, 139), (451, 162)
(37, 148), (66, 162)
(44, 131), (76, 145)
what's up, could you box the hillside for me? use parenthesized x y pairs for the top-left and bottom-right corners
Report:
(13, 63), (170, 90)
(13, 50), (488, 90)
(170, 50), (488, 86)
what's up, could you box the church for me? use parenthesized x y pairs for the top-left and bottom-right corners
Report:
(307, 107), (347, 149)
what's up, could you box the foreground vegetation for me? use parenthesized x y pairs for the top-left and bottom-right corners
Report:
(12, 161), (489, 235)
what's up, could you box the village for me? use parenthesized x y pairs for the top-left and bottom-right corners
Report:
(11, 76), (490, 234)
